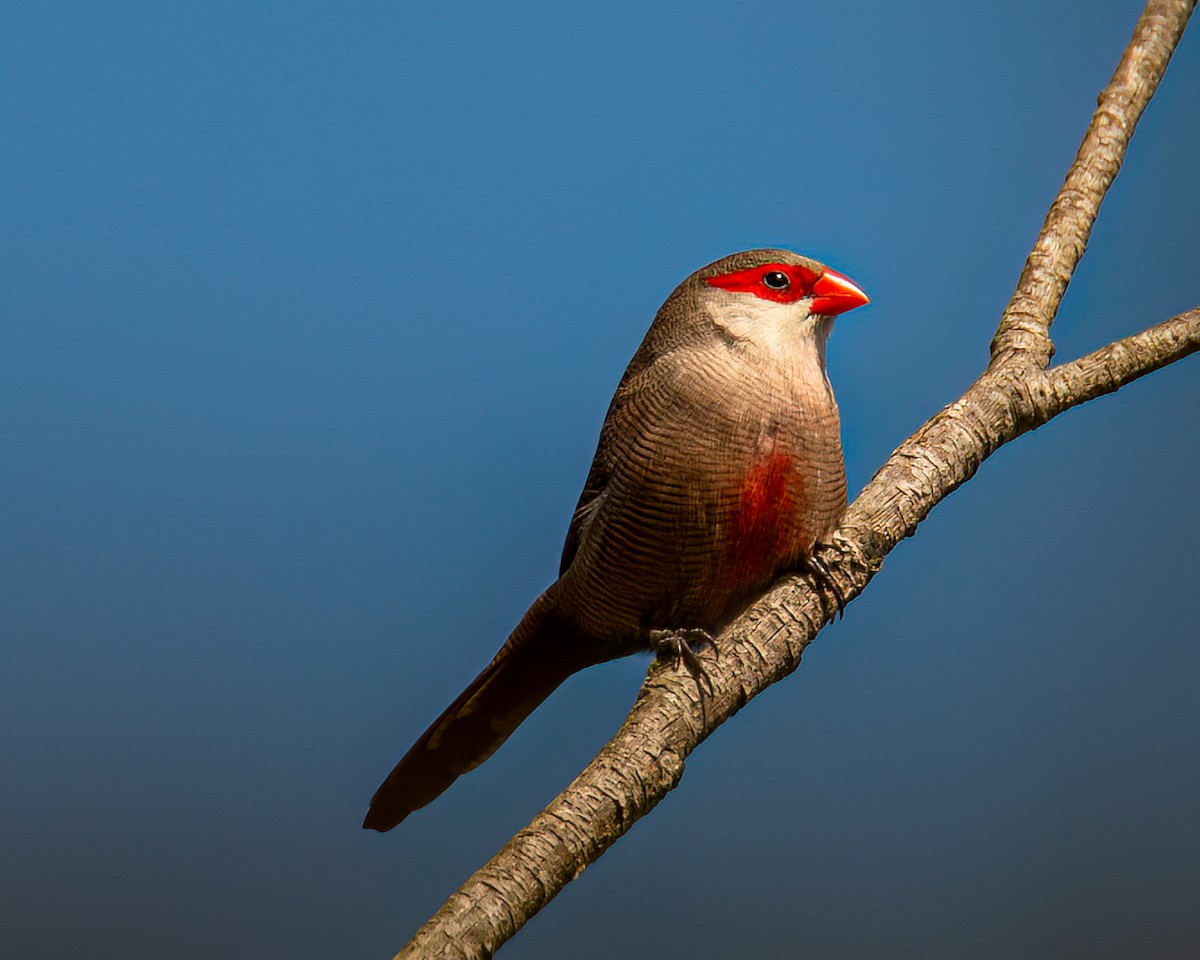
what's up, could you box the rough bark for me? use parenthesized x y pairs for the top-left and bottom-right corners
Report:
(396, 2), (1198, 956)
(989, 0), (1196, 370)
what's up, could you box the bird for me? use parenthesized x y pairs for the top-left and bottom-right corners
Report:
(363, 248), (869, 832)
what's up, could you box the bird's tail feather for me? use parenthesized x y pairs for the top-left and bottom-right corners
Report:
(363, 591), (606, 832)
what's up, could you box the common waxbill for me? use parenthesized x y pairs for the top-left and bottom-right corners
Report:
(364, 248), (868, 832)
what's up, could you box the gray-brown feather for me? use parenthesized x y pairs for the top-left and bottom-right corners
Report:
(556, 249), (846, 643)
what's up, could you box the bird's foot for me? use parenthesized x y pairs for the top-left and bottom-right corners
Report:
(648, 627), (717, 698)
(806, 552), (845, 621)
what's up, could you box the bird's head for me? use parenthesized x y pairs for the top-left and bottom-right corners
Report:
(679, 249), (869, 355)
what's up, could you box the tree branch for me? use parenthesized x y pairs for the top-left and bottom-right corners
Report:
(840, 307), (1200, 563)
(1044, 308), (1200, 405)
(396, 2), (1197, 956)
(989, 0), (1196, 371)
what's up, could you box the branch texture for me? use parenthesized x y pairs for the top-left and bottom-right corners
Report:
(989, 0), (1196, 370)
(396, 3), (1197, 956)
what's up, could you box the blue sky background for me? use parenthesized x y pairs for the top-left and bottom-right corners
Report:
(2, 2), (1197, 957)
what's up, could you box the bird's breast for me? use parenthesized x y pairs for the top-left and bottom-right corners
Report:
(555, 347), (845, 640)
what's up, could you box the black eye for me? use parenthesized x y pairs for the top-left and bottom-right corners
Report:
(762, 270), (790, 290)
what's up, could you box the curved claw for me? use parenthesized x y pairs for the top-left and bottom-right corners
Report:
(648, 627), (716, 699)
(806, 554), (845, 621)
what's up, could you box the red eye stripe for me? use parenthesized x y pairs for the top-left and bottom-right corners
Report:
(705, 263), (821, 304)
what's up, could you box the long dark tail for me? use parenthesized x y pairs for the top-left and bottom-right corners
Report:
(363, 590), (607, 832)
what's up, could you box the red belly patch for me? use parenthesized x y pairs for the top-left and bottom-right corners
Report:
(725, 450), (805, 581)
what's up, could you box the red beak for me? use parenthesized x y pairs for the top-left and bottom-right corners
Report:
(810, 268), (869, 317)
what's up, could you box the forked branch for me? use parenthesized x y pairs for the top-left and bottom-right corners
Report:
(396, 2), (1197, 956)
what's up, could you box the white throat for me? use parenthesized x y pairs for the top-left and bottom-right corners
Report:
(709, 296), (832, 377)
